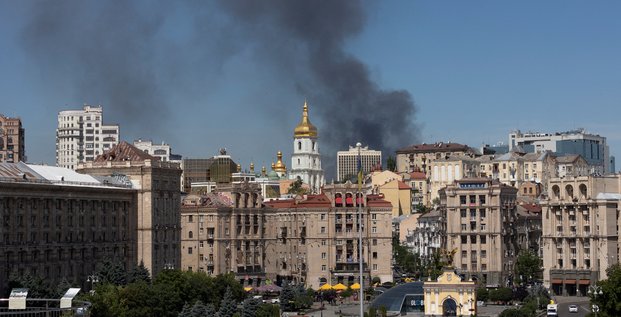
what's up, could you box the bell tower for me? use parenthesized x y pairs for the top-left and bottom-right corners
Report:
(290, 101), (324, 193)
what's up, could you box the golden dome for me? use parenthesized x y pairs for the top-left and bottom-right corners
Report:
(274, 151), (287, 173)
(250, 162), (255, 173)
(236, 163), (241, 172)
(261, 166), (267, 177)
(293, 100), (318, 138)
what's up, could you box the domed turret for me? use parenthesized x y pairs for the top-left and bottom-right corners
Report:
(293, 101), (318, 138)
(274, 151), (287, 174)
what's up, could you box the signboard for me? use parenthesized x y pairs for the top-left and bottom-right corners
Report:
(60, 288), (81, 309)
(8, 288), (28, 310)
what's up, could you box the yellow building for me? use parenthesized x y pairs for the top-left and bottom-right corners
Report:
(423, 268), (476, 316)
(378, 179), (412, 216)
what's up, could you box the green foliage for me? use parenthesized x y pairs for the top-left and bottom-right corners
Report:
(8, 271), (56, 298)
(293, 285), (313, 310)
(279, 283), (296, 311)
(242, 298), (261, 317)
(372, 277), (381, 285)
(387, 156), (396, 172)
(499, 308), (529, 317)
(217, 287), (238, 317)
(476, 287), (489, 302)
(514, 251), (542, 285)
(96, 259), (127, 286)
(591, 264), (621, 317)
(378, 306), (388, 317)
(128, 261), (151, 284)
(287, 176), (307, 195)
(489, 287), (513, 303)
(255, 304), (279, 317)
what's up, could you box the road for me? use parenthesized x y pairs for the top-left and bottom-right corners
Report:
(553, 296), (591, 317)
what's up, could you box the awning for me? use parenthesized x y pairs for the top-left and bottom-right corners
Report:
(579, 279), (591, 285)
(551, 279), (563, 284)
(564, 279), (577, 284)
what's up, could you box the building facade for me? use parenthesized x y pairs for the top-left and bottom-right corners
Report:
(56, 105), (119, 169)
(0, 114), (25, 163)
(405, 210), (444, 262)
(509, 129), (610, 174)
(430, 156), (481, 203)
(441, 178), (519, 287)
(181, 153), (238, 193)
(396, 142), (475, 177)
(77, 142), (182, 276)
(337, 145), (382, 183)
(541, 175), (621, 296)
(289, 102), (324, 193)
(133, 139), (176, 162)
(0, 162), (136, 294)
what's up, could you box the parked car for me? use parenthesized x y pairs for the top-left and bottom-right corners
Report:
(568, 305), (578, 313)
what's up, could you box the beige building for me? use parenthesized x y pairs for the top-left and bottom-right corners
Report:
(423, 268), (476, 316)
(396, 142), (475, 176)
(441, 178), (518, 286)
(0, 162), (136, 294)
(370, 170), (412, 216)
(77, 141), (182, 276)
(478, 151), (556, 193)
(337, 145), (382, 183)
(430, 156), (480, 203)
(0, 114), (26, 163)
(541, 175), (621, 296)
(556, 154), (590, 178)
(405, 171), (430, 208)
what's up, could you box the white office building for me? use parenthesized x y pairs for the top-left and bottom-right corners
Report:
(56, 105), (119, 169)
(337, 145), (382, 182)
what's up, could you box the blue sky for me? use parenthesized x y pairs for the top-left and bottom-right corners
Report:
(0, 1), (619, 177)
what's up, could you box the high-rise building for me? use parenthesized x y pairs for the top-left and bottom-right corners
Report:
(56, 105), (119, 169)
(180, 151), (238, 193)
(77, 142), (182, 276)
(337, 145), (382, 183)
(441, 178), (519, 287)
(541, 175), (621, 296)
(0, 114), (25, 163)
(289, 101), (324, 193)
(509, 129), (610, 174)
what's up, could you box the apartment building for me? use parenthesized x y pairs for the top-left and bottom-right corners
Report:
(77, 141), (182, 276)
(405, 171), (429, 208)
(478, 152), (556, 193)
(405, 209), (444, 262)
(395, 142), (475, 176)
(337, 145), (382, 183)
(0, 162), (136, 294)
(430, 156), (480, 203)
(56, 105), (119, 169)
(556, 154), (589, 178)
(440, 178), (519, 287)
(509, 129), (611, 174)
(541, 175), (621, 296)
(0, 114), (26, 163)
(133, 139), (180, 162)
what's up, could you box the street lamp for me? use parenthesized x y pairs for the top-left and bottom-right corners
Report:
(588, 285), (603, 317)
(86, 274), (99, 293)
(164, 262), (175, 270)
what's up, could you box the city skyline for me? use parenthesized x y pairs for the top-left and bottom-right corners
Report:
(0, 1), (619, 177)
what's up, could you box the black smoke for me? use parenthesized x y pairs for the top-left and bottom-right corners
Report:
(20, 0), (418, 177)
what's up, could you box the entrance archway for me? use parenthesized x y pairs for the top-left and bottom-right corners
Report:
(442, 297), (457, 316)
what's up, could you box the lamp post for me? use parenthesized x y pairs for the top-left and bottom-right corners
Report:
(356, 142), (364, 317)
(164, 262), (175, 270)
(86, 274), (99, 294)
(588, 285), (603, 317)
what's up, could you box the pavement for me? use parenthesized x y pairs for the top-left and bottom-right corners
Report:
(551, 296), (591, 317)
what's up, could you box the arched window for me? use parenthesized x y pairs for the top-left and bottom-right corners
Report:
(298, 142), (302, 150)
(552, 185), (560, 199)
(565, 185), (574, 199)
(579, 184), (588, 199)
(312, 142), (316, 151)
(188, 231), (193, 239)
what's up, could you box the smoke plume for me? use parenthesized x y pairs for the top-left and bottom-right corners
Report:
(20, 0), (418, 176)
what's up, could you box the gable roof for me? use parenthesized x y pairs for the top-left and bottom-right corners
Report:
(94, 141), (158, 163)
(410, 171), (427, 180)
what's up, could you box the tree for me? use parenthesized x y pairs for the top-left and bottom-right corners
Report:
(255, 304), (279, 317)
(217, 287), (238, 317)
(96, 259), (127, 286)
(489, 287), (513, 304)
(128, 261), (151, 284)
(242, 298), (261, 317)
(279, 283), (296, 312)
(514, 251), (542, 285)
(499, 308), (528, 317)
(591, 264), (621, 317)
(387, 156), (396, 172)
(476, 287), (489, 302)
(287, 176), (307, 195)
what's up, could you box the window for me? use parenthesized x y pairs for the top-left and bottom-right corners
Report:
(372, 264), (378, 271)
(298, 142), (302, 150)
(480, 209), (486, 218)
(460, 209), (467, 218)
(461, 224), (467, 231)
(188, 247), (193, 254)
(188, 231), (193, 239)
(188, 215), (193, 223)
(461, 235), (467, 244)
(372, 214), (377, 220)
(199, 241), (204, 248)
(462, 251), (467, 258)
(480, 236), (486, 244)
(479, 195), (486, 204)
(372, 239), (378, 246)
(460, 196), (467, 204)
(373, 252), (378, 259)
(320, 227), (325, 233)
(481, 250), (487, 258)
(321, 265), (327, 271)
(321, 252), (326, 259)
(320, 214), (326, 220)
(321, 239), (326, 246)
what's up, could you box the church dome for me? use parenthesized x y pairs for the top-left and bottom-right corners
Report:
(274, 151), (287, 173)
(293, 101), (318, 138)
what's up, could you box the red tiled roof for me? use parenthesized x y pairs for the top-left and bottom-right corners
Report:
(94, 141), (158, 162)
(522, 203), (542, 213)
(264, 199), (296, 208)
(397, 142), (470, 154)
(410, 171), (426, 180)
(397, 181), (411, 190)
(297, 194), (332, 207)
(366, 194), (393, 207)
